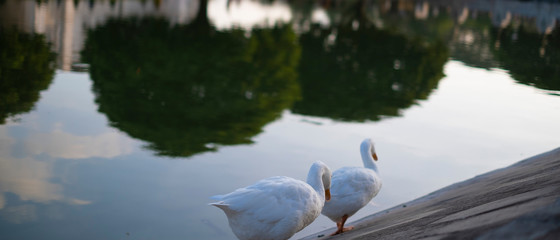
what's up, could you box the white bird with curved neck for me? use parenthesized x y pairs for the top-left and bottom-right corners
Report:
(210, 161), (332, 240)
(321, 138), (382, 236)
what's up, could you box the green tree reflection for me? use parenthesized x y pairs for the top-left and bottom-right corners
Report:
(491, 26), (560, 93)
(373, 0), (560, 93)
(82, 17), (300, 157)
(292, 23), (448, 121)
(0, 28), (55, 124)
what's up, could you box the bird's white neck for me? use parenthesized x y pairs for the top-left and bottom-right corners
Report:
(306, 161), (331, 203)
(360, 139), (378, 172)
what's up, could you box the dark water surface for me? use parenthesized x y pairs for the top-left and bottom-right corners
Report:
(1, 0), (560, 239)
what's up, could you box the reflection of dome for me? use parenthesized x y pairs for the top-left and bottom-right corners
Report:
(82, 18), (300, 157)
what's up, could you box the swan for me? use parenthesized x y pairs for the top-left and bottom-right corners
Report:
(321, 138), (382, 235)
(209, 161), (332, 240)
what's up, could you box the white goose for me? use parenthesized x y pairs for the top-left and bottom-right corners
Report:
(210, 161), (332, 240)
(321, 138), (382, 235)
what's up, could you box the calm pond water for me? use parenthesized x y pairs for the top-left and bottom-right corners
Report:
(1, 0), (560, 239)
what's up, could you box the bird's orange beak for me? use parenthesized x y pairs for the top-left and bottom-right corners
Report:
(373, 153), (378, 161)
(325, 189), (331, 202)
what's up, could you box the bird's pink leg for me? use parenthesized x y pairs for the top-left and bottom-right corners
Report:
(330, 214), (354, 236)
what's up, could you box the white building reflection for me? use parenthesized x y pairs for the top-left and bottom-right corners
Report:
(3, 0), (556, 71)
(0, 0), (199, 71)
